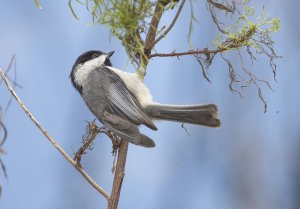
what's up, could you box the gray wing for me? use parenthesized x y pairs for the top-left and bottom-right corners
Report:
(97, 67), (157, 130)
(102, 111), (155, 147)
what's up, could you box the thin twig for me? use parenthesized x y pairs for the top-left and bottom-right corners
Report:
(0, 158), (7, 179)
(152, 0), (186, 47)
(0, 55), (18, 87)
(0, 121), (7, 147)
(207, 0), (234, 13)
(4, 55), (21, 119)
(207, 1), (228, 34)
(194, 54), (212, 83)
(150, 48), (225, 58)
(0, 67), (110, 200)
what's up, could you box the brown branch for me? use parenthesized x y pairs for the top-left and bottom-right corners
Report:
(73, 116), (134, 209)
(152, 0), (186, 47)
(144, 0), (166, 52)
(149, 48), (226, 58)
(107, 2), (172, 206)
(0, 67), (110, 201)
(139, 0), (169, 79)
(108, 140), (129, 209)
(107, 1), (175, 206)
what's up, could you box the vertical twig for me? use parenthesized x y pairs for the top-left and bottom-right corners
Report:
(139, 0), (168, 79)
(144, 0), (165, 51)
(107, 1), (169, 208)
(108, 140), (128, 209)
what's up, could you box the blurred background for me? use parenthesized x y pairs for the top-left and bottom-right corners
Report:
(0, 0), (299, 209)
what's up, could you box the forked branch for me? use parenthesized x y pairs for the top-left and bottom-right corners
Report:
(152, 0), (186, 47)
(139, 0), (173, 79)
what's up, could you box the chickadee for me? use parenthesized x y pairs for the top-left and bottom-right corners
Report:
(70, 50), (220, 148)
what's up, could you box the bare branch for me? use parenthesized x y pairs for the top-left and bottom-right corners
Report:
(144, 0), (166, 52)
(108, 140), (129, 209)
(153, 0), (186, 47)
(150, 48), (225, 58)
(0, 67), (110, 201)
(139, 0), (170, 78)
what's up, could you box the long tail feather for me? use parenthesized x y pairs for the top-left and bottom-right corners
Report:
(145, 104), (221, 127)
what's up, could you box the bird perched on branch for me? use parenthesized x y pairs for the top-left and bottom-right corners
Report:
(70, 50), (220, 148)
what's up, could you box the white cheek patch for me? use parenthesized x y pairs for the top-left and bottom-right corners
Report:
(74, 55), (107, 86)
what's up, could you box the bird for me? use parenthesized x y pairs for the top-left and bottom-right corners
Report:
(70, 50), (220, 148)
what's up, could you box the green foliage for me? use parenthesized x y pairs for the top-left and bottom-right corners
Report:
(212, 5), (280, 112)
(34, 0), (42, 10)
(69, 0), (178, 67)
(89, 0), (152, 64)
(215, 5), (280, 51)
(69, 1), (139, 65)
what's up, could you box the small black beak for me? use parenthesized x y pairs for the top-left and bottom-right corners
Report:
(107, 51), (115, 58)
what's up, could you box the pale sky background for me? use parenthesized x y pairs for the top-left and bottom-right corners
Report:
(1, 1), (300, 209)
